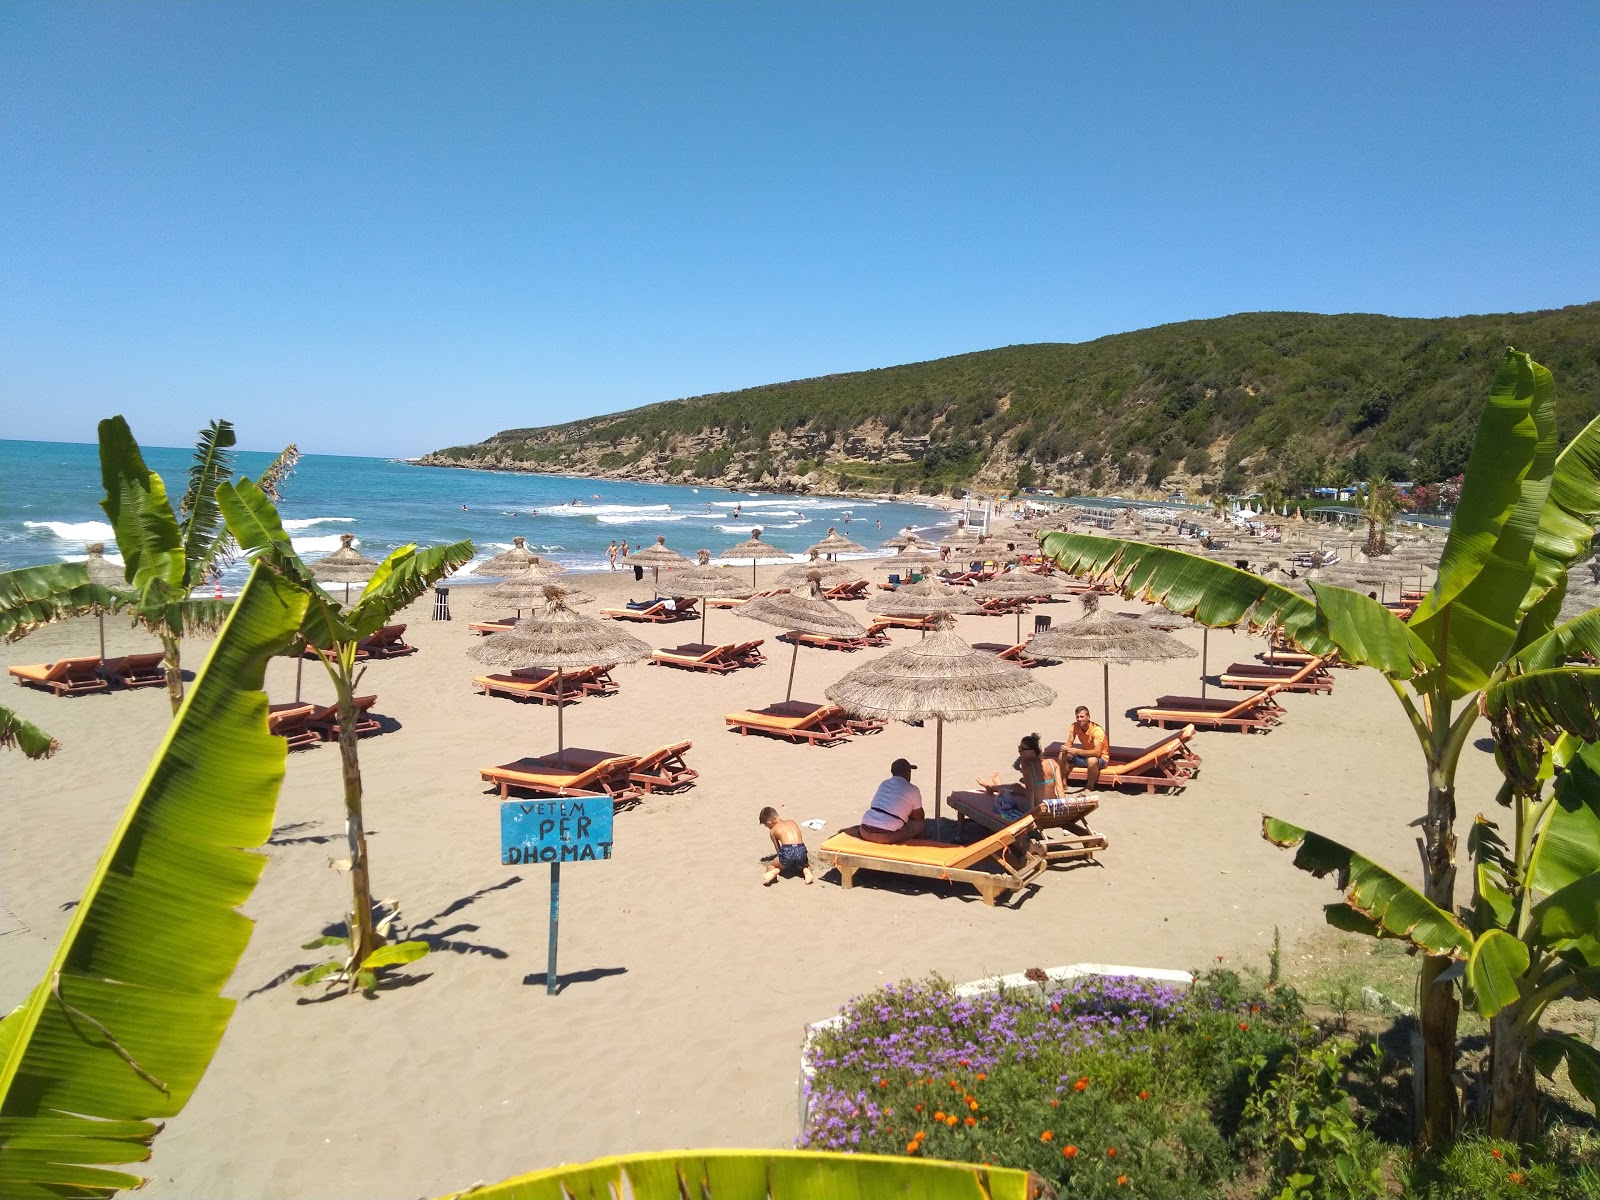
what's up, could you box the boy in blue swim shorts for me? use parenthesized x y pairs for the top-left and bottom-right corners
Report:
(759, 806), (814, 885)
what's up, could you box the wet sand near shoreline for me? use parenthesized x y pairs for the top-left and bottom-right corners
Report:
(0, 554), (1500, 1199)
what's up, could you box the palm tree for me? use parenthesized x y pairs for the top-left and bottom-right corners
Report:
(96, 417), (298, 713)
(1358, 476), (1400, 556)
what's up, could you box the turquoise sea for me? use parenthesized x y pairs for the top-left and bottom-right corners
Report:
(0, 439), (952, 583)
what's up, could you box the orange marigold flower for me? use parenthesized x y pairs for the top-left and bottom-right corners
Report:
(945, 1114), (959, 1127)
(1117, 1175), (1129, 1187)
(959, 1058), (970, 1067)
(1073, 1077), (1089, 1092)
(1063, 1145), (1079, 1158)
(1107, 1147), (1118, 1158)
(1491, 1149), (1503, 1159)
(968, 1100), (979, 1111)
(906, 1140), (920, 1154)
(976, 1072), (987, 1081)
(1137, 1090), (1150, 1100)
(1239, 1022), (1250, 1031)
(914, 1103), (925, 1113)
(1509, 1172), (1525, 1184)
(1041, 1130), (1055, 1142)
(965, 1116), (976, 1126)
(934, 1111), (945, 1122)
(1049, 1098), (1060, 1108)
(878, 1079), (888, 1088)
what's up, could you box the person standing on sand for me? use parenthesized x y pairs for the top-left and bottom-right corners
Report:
(607, 541), (618, 570)
(1061, 705), (1109, 792)
(758, 807), (813, 885)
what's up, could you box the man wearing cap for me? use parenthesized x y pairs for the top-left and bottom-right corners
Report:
(858, 758), (926, 844)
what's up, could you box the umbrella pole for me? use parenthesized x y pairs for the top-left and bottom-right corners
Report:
(1016, 609), (1022, 644)
(97, 612), (106, 662)
(344, 582), (351, 604)
(556, 668), (565, 760)
(785, 640), (799, 702)
(1202, 627), (1210, 698)
(1102, 662), (1111, 740)
(295, 655), (304, 703)
(934, 717), (944, 827)
(700, 605), (708, 645)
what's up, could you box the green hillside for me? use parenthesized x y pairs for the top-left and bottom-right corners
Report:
(424, 304), (1600, 497)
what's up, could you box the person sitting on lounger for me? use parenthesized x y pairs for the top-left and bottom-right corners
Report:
(858, 758), (926, 844)
(1062, 705), (1110, 792)
(758, 806), (814, 885)
(977, 732), (1064, 812)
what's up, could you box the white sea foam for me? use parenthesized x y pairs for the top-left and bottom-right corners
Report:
(24, 520), (116, 542)
(597, 512), (686, 524)
(281, 516), (356, 531)
(291, 534), (350, 554)
(709, 498), (824, 510)
(541, 503), (675, 518)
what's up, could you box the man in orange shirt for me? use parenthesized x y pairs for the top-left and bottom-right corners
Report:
(1062, 705), (1109, 792)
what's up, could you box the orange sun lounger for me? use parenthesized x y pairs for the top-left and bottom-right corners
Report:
(628, 740), (698, 793)
(972, 642), (1042, 668)
(601, 598), (698, 623)
(474, 671), (580, 705)
(358, 623), (415, 657)
(1045, 724), (1202, 793)
(1135, 686), (1284, 733)
(7, 656), (108, 697)
(268, 703), (320, 751)
(480, 749), (641, 801)
(724, 700), (867, 745)
(816, 814), (1047, 906)
(305, 695), (382, 741)
(1218, 656), (1334, 694)
(948, 789), (1107, 866)
(823, 579), (869, 600)
(469, 617), (519, 635)
(99, 652), (166, 689)
(652, 642), (756, 673)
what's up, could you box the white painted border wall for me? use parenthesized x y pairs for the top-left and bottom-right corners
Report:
(797, 963), (1195, 1134)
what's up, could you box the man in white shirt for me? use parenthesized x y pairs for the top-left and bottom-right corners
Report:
(858, 758), (926, 844)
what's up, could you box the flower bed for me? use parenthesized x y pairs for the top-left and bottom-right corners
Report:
(799, 970), (1303, 1199)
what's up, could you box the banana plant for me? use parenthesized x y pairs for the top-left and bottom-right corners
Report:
(0, 562), (127, 759)
(0, 563), (309, 1195)
(96, 417), (298, 714)
(431, 1150), (1049, 1200)
(219, 477), (473, 993)
(1040, 350), (1600, 1147)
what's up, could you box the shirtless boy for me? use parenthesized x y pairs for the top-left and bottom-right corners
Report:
(758, 806), (813, 885)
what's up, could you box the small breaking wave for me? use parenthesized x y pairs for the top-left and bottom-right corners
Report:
(541, 503), (675, 518)
(24, 519), (116, 542)
(281, 516), (356, 531)
(291, 534), (351, 554)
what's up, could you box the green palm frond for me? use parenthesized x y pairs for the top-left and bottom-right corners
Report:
(179, 420), (237, 584)
(0, 564), (122, 645)
(0, 706), (60, 759)
(256, 444), (300, 502)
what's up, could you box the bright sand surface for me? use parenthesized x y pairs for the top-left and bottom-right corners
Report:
(0, 552), (1501, 1198)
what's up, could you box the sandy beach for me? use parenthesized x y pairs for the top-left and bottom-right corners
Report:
(0, 547), (1501, 1199)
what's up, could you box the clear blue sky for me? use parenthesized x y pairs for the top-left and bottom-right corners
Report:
(3, 1), (1596, 458)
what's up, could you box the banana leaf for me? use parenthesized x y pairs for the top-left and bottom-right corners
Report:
(1530, 1032), (1600, 1110)
(1521, 410), (1600, 640)
(1407, 351), (1555, 699)
(0, 564), (120, 645)
(178, 419), (236, 584)
(1262, 817), (1473, 956)
(348, 542), (473, 639)
(432, 1150), (1046, 1200)
(1305, 581), (1437, 681)
(1528, 873), (1600, 948)
(1485, 665), (1600, 746)
(1467, 929), (1530, 1017)
(0, 564), (309, 1197)
(0, 707), (59, 760)
(97, 417), (186, 593)
(1527, 742), (1600, 901)
(1508, 606), (1600, 673)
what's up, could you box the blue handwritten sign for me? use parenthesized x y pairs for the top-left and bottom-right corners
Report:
(500, 796), (614, 865)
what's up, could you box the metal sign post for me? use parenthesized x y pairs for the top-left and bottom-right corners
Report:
(501, 796), (614, 995)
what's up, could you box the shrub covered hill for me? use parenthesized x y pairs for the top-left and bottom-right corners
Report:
(422, 303), (1600, 499)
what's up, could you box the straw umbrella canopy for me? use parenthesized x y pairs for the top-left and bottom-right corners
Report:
(475, 562), (568, 617)
(658, 549), (755, 644)
(826, 629), (1058, 824)
(877, 545), (945, 582)
(970, 569), (1077, 642)
(881, 531), (936, 550)
(721, 527), (794, 587)
(473, 535), (550, 577)
(868, 579), (984, 639)
(80, 543), (128, 660)
(310, 533), (381, 603)
(941, 524), (985, 555)
(735, 575), (867, 701)
(624, 535), (691, 596)
(777, 552), (861, 587)
(467, 586), (652, 761)
(808, 526), (866, 559)
(1025, 595), (1198, 737)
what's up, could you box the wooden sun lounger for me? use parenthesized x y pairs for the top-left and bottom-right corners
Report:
(602, 599), (697, 623)
(724, 701), (861, 745)
(628, 740), (698, 793)
(817, 814), (1047, 906)
(778, 629), (871, 652)
(1045, 724), (1202, 794)
(730, 638), (766, 665)
(99, 652), (166, 689)
(1218, 656), (1334, 694)
(948, 789), (1107, 866)
(1257, 648), (1349, 669)
(972, 642), (1041, 668)
(876, 613), (938, 631)
(480, 749), (641, 801)
(358, 623), (415, 658)
(304, 643), (368, 663)
(7, 656), (108, 697)
(1135, 685), (1284, 733)
(473, 672), (580, 705)
(469, 618), (518, 636)
(268, 703), (320, 750)
(305, 695), (382, 741)
(823, 580), (869, 600)
(652, 642), (742, 673)
(977, 596), (1031, 615)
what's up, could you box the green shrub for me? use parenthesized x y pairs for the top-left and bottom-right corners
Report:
(1401, 1132), (1600, 1199)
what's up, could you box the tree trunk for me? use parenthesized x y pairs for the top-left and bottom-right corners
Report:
(1487, 1005), (1539, 1143)
(336, 683), (376, 991)
(1417, 776), (1461, 1146)
(160, 631), (184, 715)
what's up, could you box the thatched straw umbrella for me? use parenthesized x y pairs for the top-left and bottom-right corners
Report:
(877, 545), (944, 583)
(970, 569), (1077, 642)
(624, 535), (690, 597)
(941, 524), (985, 556)
(473, 535), (548, 577)
(660, 549), (754, 644)
(808, 526), (866, 559)
(81, 543), (126, 660)
(868, 578), (983, 639)
(311, 533), (380, 604)
(826, 629), (1057, 824)
(881, 531), (936, 550)
(1025, 594), (1197, 736)
(777, 551), (860, 588)
(735, 575), (867, 701)
(720, 527), (793, 588)
(475, 562), (568, 618)
(467, 586), (651, 761)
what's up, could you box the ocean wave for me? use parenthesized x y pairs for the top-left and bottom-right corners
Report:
(713, 521), (804, 533)
(597, 512), (686, 524)
(540, 503), (676, 518)
(281, 516), (356, 531)
(291, 534), (352, 554)
(23, 519), (116, 542)
(709, 498), (825, 510)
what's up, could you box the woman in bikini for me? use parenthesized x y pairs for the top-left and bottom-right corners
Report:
(977, 732), (1062, 811)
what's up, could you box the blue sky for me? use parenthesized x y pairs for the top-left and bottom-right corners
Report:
(3, 1), (1596, 458)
